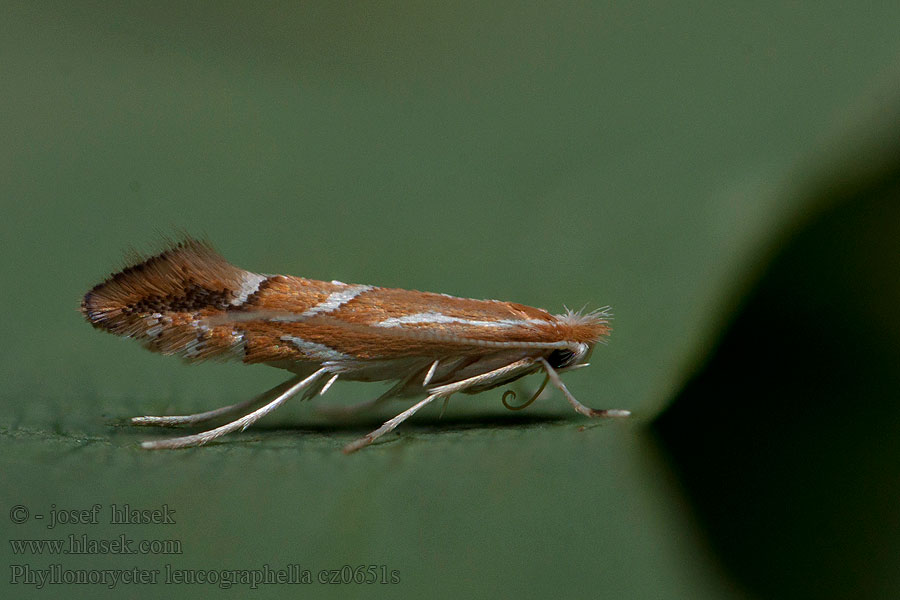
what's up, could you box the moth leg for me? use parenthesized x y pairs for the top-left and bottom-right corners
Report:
(316, 370), (419, 418)
(341, 394), (440, 454)
(422, 359), (439, 386)
(300, 372), (339, 400)
(343, 358), (537, 453)
(317, 388), (394, 418)
(538, 357), (630, 418)
(131, 376), (305, 427)
(318, 373), (340, 396)
(140, 368), (329, 449)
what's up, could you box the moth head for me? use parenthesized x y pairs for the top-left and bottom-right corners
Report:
(550, 306), (610, 370)
(546, 342), (593, 370)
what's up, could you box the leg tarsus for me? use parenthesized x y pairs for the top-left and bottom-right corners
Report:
(131, 376), (304, 427)
(342, 394), (439, 454)
(140, 369), (328, 449)
(538, 357), (630, 418)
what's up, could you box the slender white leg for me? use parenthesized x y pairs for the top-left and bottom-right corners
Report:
(343, 358), (537, 453)
(422, 359), (439, 386)
(342, 394), (440, 454)
(315, 376), (410, 418)
(131, 376), (304, 427)
(428, 358), (538, 396)
(321, 360), (444, 420)
(318, 373), (340, 396)
(538, 357), (630, 418)
(141, 368), (329, 449)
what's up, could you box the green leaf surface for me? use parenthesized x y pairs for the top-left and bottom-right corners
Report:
(2, 3), (899, 598)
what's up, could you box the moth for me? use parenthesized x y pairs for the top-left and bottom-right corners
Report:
(81, 239), (629, 452)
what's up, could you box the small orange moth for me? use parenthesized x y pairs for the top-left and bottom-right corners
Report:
(81, 238), (629, 452)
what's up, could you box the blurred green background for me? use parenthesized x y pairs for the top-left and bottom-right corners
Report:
(2, 3), (899, 598)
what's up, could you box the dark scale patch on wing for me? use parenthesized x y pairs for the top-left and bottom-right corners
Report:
(122, 282), (232, 314)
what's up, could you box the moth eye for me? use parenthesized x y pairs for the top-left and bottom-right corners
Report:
(546, 348), (577, 369)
